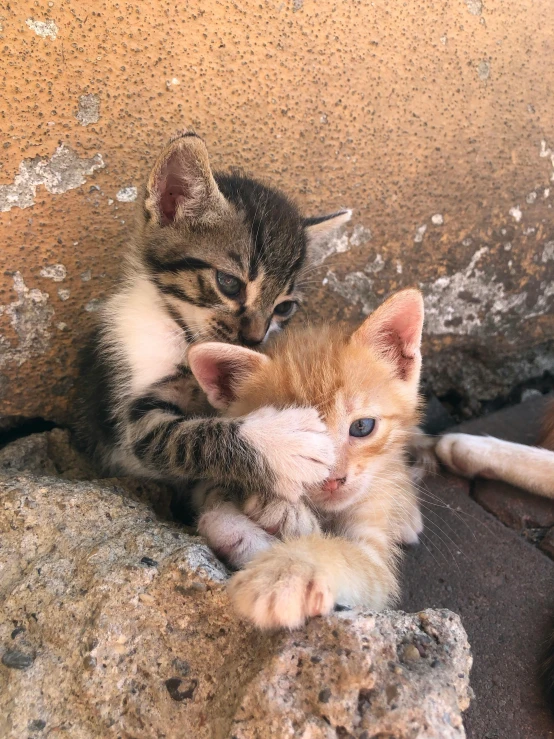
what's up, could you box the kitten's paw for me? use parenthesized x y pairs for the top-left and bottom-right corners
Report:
(197, 503), (275, 569)
(241, 406), (336, 502)
(435, 433), (492, 479)
(243, 496), (321, 538)
(228, 548), (334, 629)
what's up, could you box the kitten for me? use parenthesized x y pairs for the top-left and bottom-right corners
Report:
(187, 289), (425, 628)
(75, 130), (351, 519)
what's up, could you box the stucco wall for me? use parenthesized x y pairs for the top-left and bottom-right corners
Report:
(1, 0), (553, 423)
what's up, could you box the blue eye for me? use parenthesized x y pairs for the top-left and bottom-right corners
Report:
(349, 418), (376, 438)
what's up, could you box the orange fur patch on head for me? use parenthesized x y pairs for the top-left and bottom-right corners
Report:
(228, 307), (423, 512)
(233, 326), (346, 416)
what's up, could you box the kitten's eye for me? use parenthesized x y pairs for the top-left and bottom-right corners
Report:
(349, 418), (376, 438)
(216, 271), (241, 298)
(274, 300), (296, 318)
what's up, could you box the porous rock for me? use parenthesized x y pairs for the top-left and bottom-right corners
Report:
(0, 473), (472, 738)
(0, 429), (174, 519)
(0, 428), (92, 478)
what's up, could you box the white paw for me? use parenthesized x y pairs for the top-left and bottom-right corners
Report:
(197, 503), (275, 569)
(240, 406), (336, 502)
(228, 547), (334, 629)
(435, 433), (492, 479)
(243, 495), (321, 539)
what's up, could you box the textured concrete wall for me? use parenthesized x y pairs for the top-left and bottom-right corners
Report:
(0, 0), (553, 423)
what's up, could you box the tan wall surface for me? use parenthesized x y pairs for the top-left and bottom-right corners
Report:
(0, 0), (553, 423)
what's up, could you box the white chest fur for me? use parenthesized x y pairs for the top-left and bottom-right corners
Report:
(103, 276), (188, 396)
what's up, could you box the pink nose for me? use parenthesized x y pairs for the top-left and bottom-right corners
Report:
(322, 477), (346, 493)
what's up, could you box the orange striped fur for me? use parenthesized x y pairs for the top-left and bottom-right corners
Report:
(189, 289), (425, 628)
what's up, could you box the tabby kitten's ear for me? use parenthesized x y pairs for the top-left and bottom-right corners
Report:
(303, 210), (352, 249)
(144, 131), (228, 226)
(188, 342), (269, 409)
(352, 289), (424, 383)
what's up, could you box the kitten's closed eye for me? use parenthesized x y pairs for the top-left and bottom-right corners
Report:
(273, 300), (296, 318)
(349, 418), (376, 438)
(216, 270), (242, 298)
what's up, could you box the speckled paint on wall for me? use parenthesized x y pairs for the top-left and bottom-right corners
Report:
(0, 0), (553, 422)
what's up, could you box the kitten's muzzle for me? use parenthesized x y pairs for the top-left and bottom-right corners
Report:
(239, 331), (265, 347)
(238, 314), (270, 347)
(322, 476), (347, 493)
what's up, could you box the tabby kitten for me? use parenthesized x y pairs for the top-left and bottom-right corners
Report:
(187, 289), (425, 628)
(76, 131), (351, 516)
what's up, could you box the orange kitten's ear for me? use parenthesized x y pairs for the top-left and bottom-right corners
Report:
(352, 289), (424, 382)
(188, 343), (269, 409)
(145, 131), (228, 226)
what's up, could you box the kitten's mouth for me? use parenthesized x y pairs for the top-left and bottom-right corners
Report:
(315, 477), (350, 507)
(322, 476), (347, 493)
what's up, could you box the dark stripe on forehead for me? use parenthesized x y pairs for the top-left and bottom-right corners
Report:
(228, 251), (244, 269)
(249, 215), (266, 281)
(214, 172), (308, 285)
(146, 252), (213, 274)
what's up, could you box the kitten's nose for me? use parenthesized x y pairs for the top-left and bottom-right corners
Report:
(239, 315), (269, 347)
(238, 331), (265, 347)
(322, 476), (347, 493)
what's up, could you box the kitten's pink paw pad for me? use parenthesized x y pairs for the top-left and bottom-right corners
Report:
(228, 557), (334, 629)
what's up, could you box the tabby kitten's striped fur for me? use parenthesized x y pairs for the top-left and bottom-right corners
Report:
(76, 131), (350, 518)
(187, 289), (425, 627)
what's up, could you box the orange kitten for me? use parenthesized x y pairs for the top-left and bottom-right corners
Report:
(188, 289), (425, 628)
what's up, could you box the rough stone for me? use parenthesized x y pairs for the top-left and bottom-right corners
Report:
(422, 395), (456, 435)
(0, 428), (177, 521)
(0, 475), (472, 738)
(0, 428), (93, 478)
